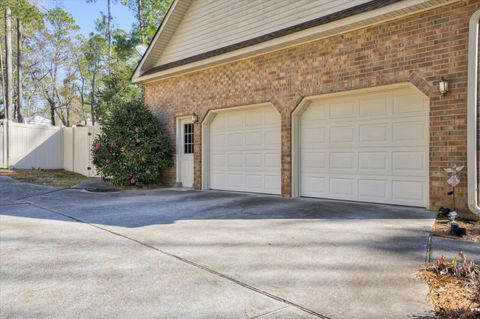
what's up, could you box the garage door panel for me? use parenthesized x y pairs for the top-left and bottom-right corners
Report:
(329, 152), (355, 169)
(226, 113), (243, 129)
(329, 101), (355, 119)
(329, 126), (355, 143)
(302, 176), (328, 196)
(299, 86), (428, 207)
(358, 96), (389, 117)
(329, 178), (355, 197)
(392, 151), (426, 172)
(358, 152), (388, 170)
(211, 134), (226, 148)
(226, 153), (243, 168)
(264, 175), (281, 191)
(392, 121), (426, 144)
(264, 109), (281, 125)
(301, 151), (327, 171)
(264, 153), (280, 169)
(359, 123), (389, 143)
(226, 133), (244, 146)
(209, 105), (281, 195)
(393, 93), (426, 114)
(358, 179), (388, 199)
(301, 126), (327, 145)
(303, 102), (327, 120)
(245, 174), (263, 188)
(211, 153), (226, 167)
(392, 180), (425, 203)
(264, 130), (280, 146)
(245, 131), (263, 146)
(245, 153), (262, 168)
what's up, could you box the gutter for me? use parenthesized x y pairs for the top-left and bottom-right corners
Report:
(467, 9), (480, 216)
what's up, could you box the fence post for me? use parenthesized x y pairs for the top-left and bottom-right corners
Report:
(0, 120), (6, 168)
(3, 120), (9, 168)
(72, 127), (76, 173)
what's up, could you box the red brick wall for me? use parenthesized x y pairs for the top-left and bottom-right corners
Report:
(145, 0), (480, 215)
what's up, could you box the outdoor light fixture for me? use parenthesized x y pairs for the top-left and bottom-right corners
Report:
(191, 113), (198, 123)
(439, 77), (449, 95)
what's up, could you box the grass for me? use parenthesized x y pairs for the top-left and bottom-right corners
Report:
(0, 169), (86, 188)
(419, 252), (480, 319)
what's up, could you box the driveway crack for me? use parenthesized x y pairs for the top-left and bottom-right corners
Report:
(25, 201), (331, 319)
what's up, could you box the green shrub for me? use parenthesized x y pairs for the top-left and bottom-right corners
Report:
(92, 99), (173, 186)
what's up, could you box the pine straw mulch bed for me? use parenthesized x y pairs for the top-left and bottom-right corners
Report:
(430, 216), (479, 242)
(0, 168), (86, 188)
(419, 252), (480, 319)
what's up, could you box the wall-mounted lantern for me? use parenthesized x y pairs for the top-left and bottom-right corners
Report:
(439, 77), (449, 95)
(191, 113), (198, 123)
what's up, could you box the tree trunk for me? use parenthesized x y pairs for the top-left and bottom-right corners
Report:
(16, 19), (23, 123)
(80, 79), (87, 125)
(0, 41), (5, 119)
(138, 0), (144, 44)
(91, 73), (96, 126)
(49, 100), (56, 126)
(66, 107), (70, 127)
(4, 7), (13, 120)
(107, 0), (111, 73)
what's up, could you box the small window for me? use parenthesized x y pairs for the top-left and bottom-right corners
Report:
(183, 123), (194, 154)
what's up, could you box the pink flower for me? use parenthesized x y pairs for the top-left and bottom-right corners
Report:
(141, 156), (146, 162)
(95, 143), (101, 150)
(135, 138), (141, 144)
(130, 178), (136, 185)
(100, 176), (105, 181)
(110, 141), (116, 148)
(105, 159), (110, 164)
(130, 153), (134, 157)
(127, 175), (132, 180)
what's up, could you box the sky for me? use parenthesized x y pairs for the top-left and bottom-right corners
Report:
(35, 0), (136, 36)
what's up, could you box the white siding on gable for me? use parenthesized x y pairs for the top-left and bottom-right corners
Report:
(155, 0), (370, 66)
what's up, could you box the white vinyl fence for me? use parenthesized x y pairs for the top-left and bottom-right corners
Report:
(0, 120), (100, 177)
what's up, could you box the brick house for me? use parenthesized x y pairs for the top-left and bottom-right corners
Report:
(132, 0), (480, 217)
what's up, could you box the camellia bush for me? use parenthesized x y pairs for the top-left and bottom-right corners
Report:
(92, 99), (173, 186)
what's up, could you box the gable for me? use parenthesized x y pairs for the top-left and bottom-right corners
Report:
(155, 0), (372, 67)
(133, 0), (459, 83)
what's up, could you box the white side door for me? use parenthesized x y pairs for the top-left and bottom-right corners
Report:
(180, 119), (194, 187)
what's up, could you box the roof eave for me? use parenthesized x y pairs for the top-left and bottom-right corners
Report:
(133, 0), (459, 84)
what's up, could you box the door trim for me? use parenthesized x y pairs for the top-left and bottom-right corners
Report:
(176, 115), (194, 187)
(201, 102), (277, 190)
(291, 82), (430, 207)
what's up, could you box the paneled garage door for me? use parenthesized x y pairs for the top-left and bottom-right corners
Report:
(209, 105), (281, 194)
(299, 86), (429, 207)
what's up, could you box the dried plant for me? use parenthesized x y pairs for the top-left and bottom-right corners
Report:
(420, 252), (480, 319)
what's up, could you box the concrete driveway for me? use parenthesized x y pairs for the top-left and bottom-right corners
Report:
(0, 176), (435, 319)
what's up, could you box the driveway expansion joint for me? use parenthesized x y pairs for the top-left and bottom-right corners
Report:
(25, 201), (332, 319)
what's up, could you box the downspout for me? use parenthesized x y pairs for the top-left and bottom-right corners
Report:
(467, 9), (480, 216)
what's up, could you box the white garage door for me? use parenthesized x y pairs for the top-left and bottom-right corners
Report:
(209, 105), (281, 194)
(299, 86), (429, 207)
